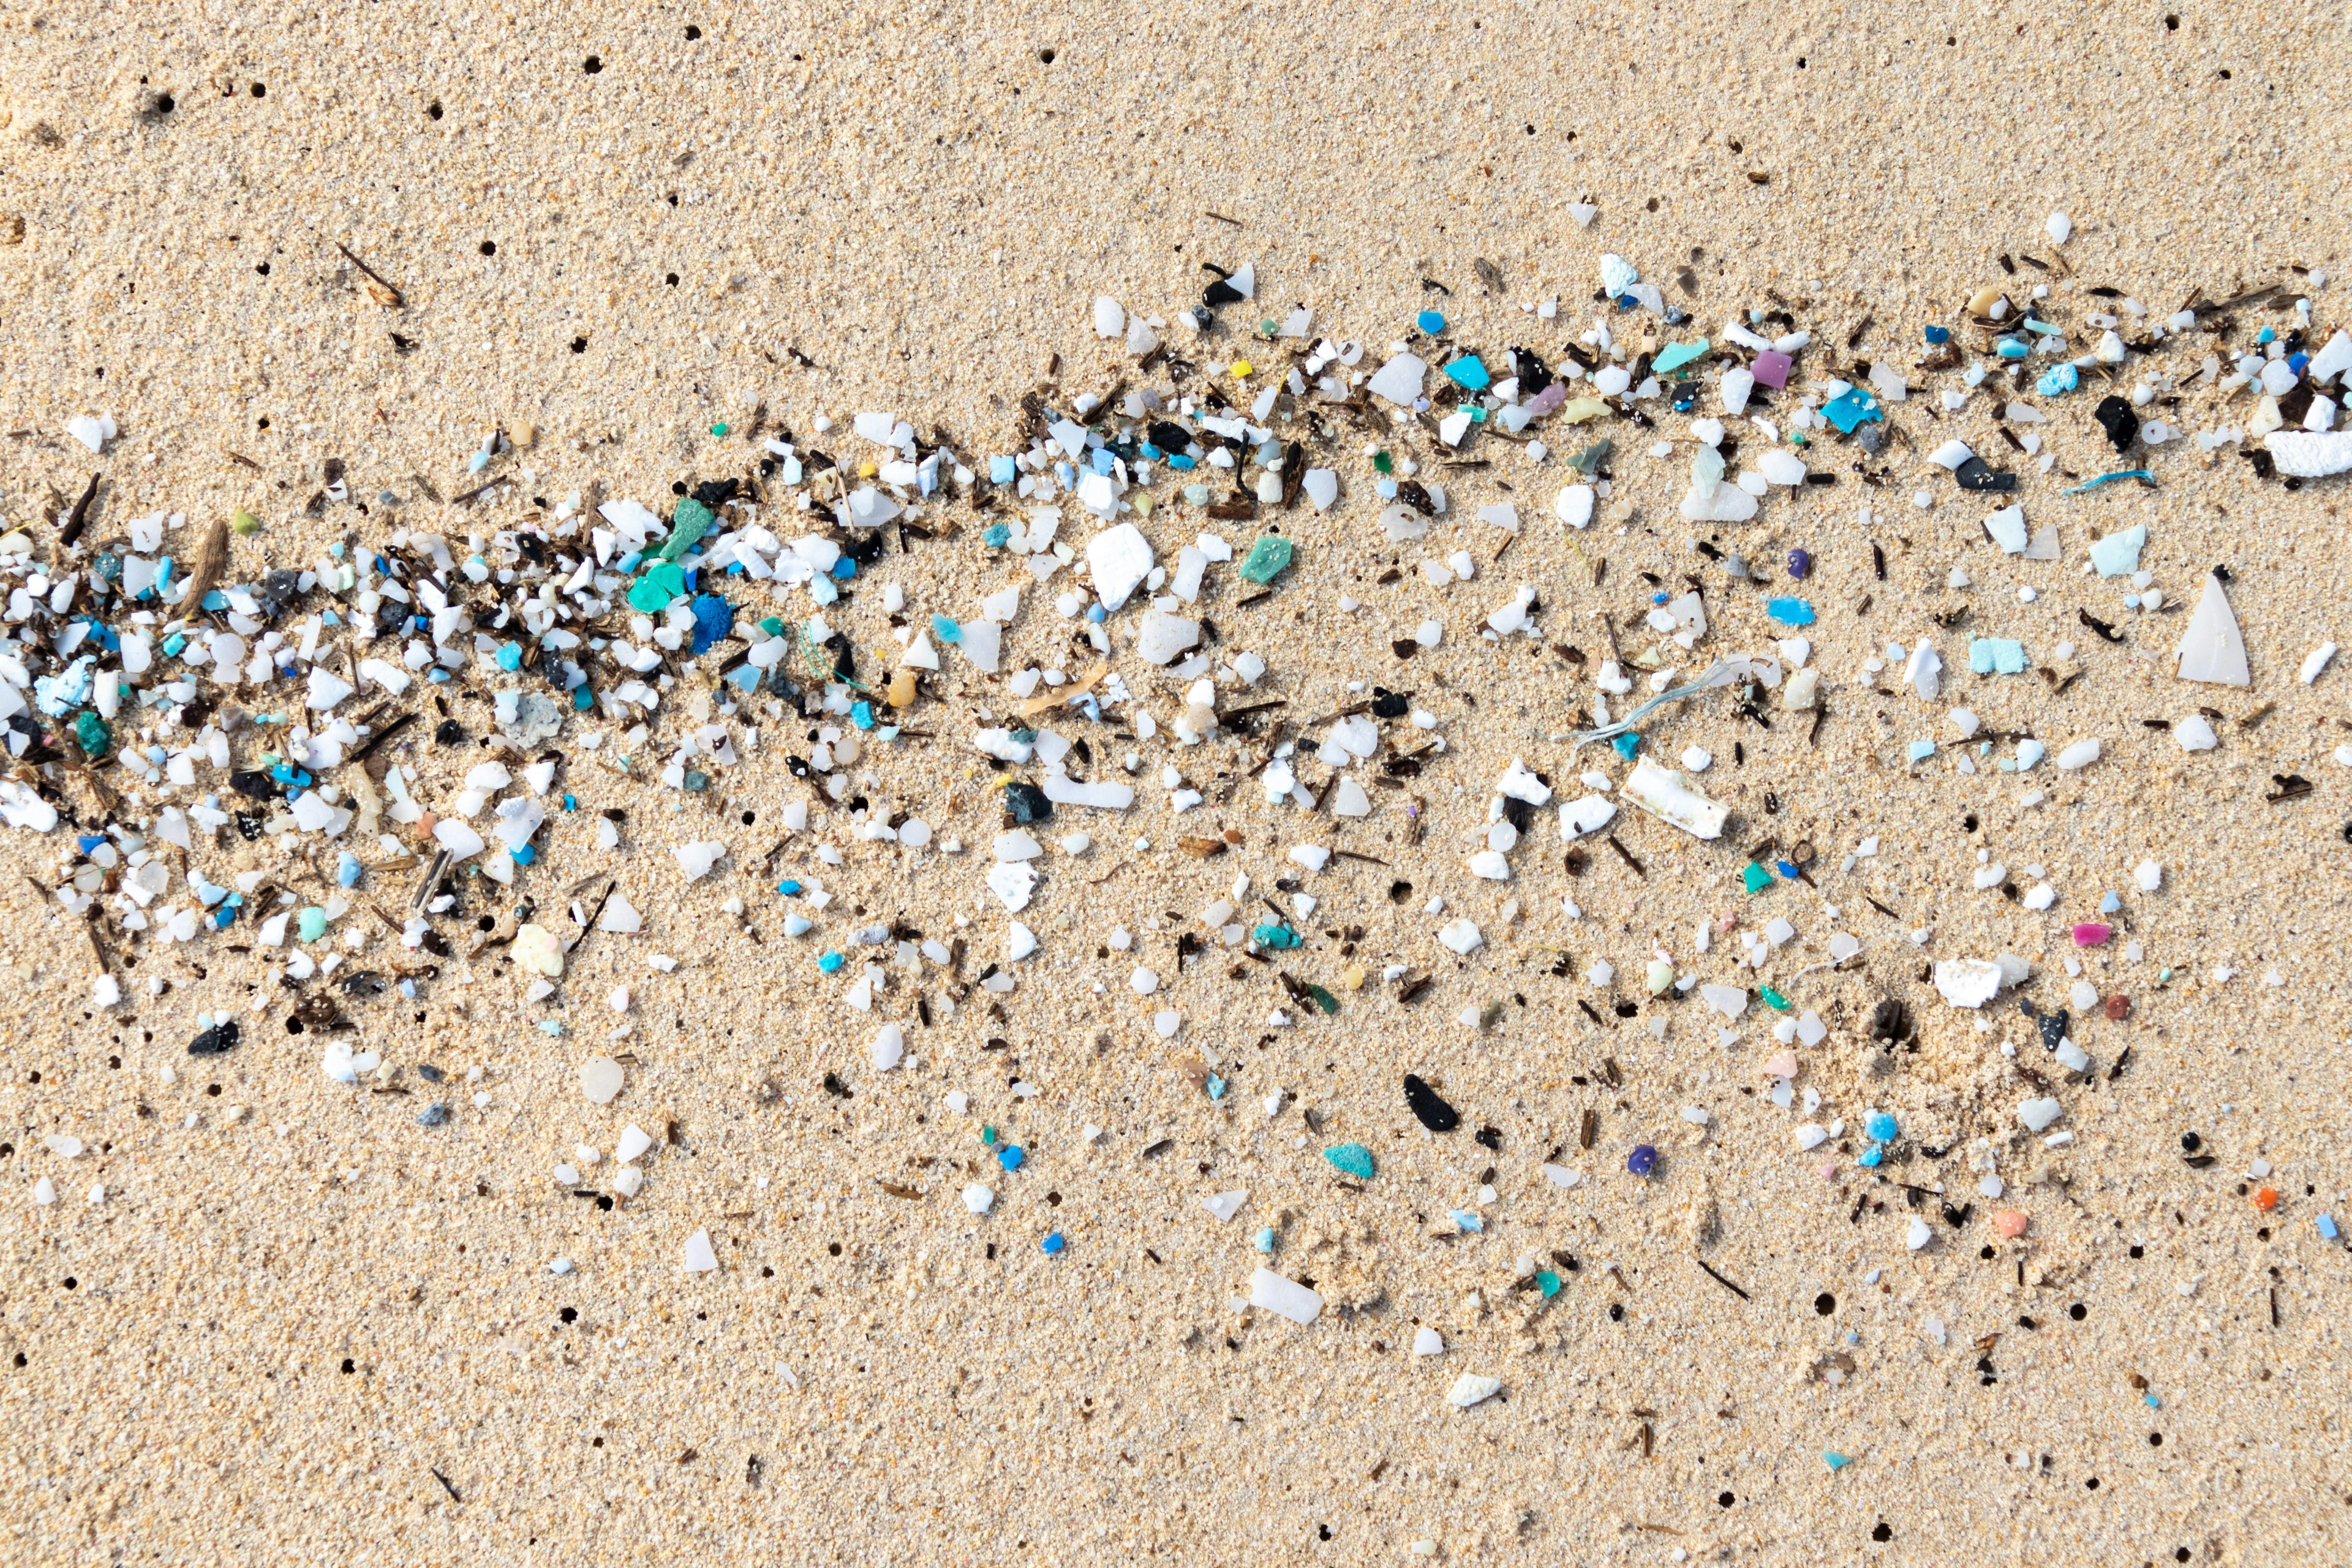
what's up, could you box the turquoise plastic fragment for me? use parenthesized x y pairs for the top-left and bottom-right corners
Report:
(1651, 339), (1709, 374)
(1969, 638), (2027, 674)
(1766, 598), (1815, 626)
(1907, 740), (1937, 763)
(1324, 1142), (1376, 1179)
(1825, 1452), (1852, 1472)
(1821, 388), (1881, 433)
(1252, 922), (1302, 949)
(1611, 732), (1640, 761)
(2068, 470), (2155, 497)
(1238, 535), (1293, 584)
(625, 560), (688, 612)
(930, 614), (963, 643)
(1442, 355), (1491, 391)
(2036, 363), (2079, 396)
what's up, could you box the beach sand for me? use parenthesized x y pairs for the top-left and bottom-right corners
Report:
(1, 5), (2348, 1561)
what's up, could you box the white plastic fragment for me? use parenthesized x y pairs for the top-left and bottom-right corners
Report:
(682, 1228), (719, 1273)
(580, 1056), (625, 1104)
(2018, 1098), (2065, 1133)
(1249, 1267), (1324, 1325)
(1202, 1189), (1248, 1222)
(1620, 761), (1727, 839)
(2299, 643), (2337, 685)
(1414, 1327), (1446, 1357)
(1087, 523), (1155, 610)
(1933, 959), (2005, 1009)
(1447, 1374), (1503, 1409)
(2176, 573), (2250, 687)
(872, 1023), (905, 1072)
(2054, 739), (2101, 771)
(2264, 430), (2352, 477)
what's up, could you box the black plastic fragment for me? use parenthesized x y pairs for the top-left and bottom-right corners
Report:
(1953, 456), (2019, 493)
(189, 1019), (243, 1057)
(2092, 394), (2139, 454)
(1002, 782), (1053, 824)
(1402, 1073), (1461, 1133)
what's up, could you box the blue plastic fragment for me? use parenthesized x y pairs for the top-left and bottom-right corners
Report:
(2036, 363), (2080, 396)
(998, 1145), (1025, 1172)
(2064, 469), (2154, 496)
(688, 594), (734, 655)
(1996, 337), (2030, 360)
(1254, 1227), (1276, 1254)
(1857, 1144), (1884, 1167)
(817, 951), (845, 973)
(1041, 1231), (1066, 1255)
(1611, 733), (1640, 761)
(851, 701), (875, 730)
(1907, 740), (1937, 763)
(496, 641), (522, 671)
(1775, 859), (1801, 881)
(1449, 1210), (1484, 1233)
(1864, 1111), (1899, 1142)
(1969, 638), (2027, 674)
(2100, 891), (2120, 914)
(336, 851), (362, 888)
(931, 614), (962, 643)
(1924, 325), (1951, 345)
(2320, 1214), (2340, 1241)
(982, 523), (1011, 548)
(1627, 1144), (1657, 1178)
(989, 455), (1016, 484)
(1825, 1452), (1852, 1472)
(1415, 309), (1446, 334)
(1766, 598), (1815, 626)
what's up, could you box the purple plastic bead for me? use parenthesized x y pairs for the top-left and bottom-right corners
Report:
(1788, 548), (1812, 580)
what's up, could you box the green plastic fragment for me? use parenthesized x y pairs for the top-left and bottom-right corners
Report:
(1324, 1142), (1376, 1180)
(626, 560), (689, 612)
(654, 497), (717, 564)
(297, 906), (328, 943)
(1567, 439), (1613, 475)
(1537, 1270), (1562, 1297)
(1372, 450), (1393, 475)
(1238, 535), (1294, 585)
(1759, 985), (1792, 1012)
(1825, 1452), (1852, 1472)
(1305, 983), (1339, 1016)
(1741, 862), (1773, 894)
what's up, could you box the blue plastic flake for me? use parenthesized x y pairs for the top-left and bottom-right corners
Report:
(851, 701), (875, 730)
(2037, 363), (2080, 396)
(538, 1020), (567, 1037)
(1041, 1232), (1066, 1255)
(1416, 309), (1446, 334)
(1766, 598), (1816, 626)
(1924, 325), (1951, 345)
(1970, 638), (2027, 674)
(2145, 1393), (2162, 1409)
(1090, 447), (1115, 476)
(1449, 1210), (1485, 1233)
(1611, 732), (1640, 761)
(76, 834), (105, 854)
(1822, 388), (1882, 433)
(1864, 1111), (1899, 1142)
(998, 1145), (1025, 1172)
(931, 614), (963, 643)
(1442, 356), (1491, 391)
(2020, 317), (2063, 337)
(982, 523), (1011, 548)
(1627, 1145), (1658, 1178)
(2318, 1214), (2340, 1241)
(496, 641), (522, 671)
(817, 950), (846, 973)
(269, 761), (314, 788)
(1907, 740), (1937, 764)
(161, 633), (187, 658)
(989, 454), (1017, 484)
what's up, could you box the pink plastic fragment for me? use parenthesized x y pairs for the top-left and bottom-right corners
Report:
(1762, 1050), (1799, 1079)
(1527, 382), (1569, 416)
(2071, 922), (2112, 946)
(1751, 350), (1793, 388)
